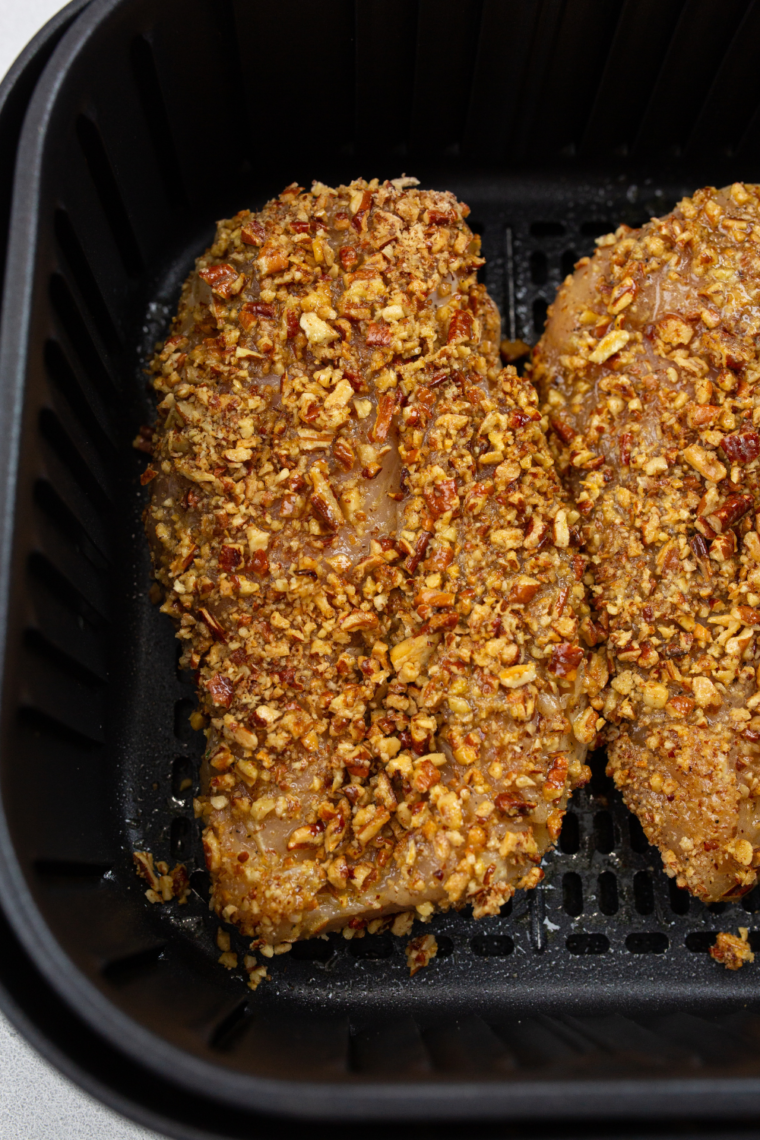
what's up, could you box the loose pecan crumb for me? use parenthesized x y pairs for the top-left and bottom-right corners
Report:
(133, 850), (189, 904)
(406, 933), (438, 975)
(710, 928), (755, 970)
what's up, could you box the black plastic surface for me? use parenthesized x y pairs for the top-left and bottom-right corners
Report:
(0, 1), (90, 305)
(5, 0), (760, 1132)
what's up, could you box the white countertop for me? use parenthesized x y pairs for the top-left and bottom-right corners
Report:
(0, 1), (161, 1136)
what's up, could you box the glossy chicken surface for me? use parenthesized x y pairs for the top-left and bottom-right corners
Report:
(145, 178), (599, 951)
(533, 183), (760, 902)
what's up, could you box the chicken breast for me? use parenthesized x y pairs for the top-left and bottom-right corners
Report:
(145, 178), (598, 951)
(533, 182), (760, 903)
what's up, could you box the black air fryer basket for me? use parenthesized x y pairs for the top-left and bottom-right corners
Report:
(6, 1), (760, 1135)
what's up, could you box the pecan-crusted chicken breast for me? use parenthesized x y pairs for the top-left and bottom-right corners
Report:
(145, 178), (599, 950)
(533, 182), (760, 903)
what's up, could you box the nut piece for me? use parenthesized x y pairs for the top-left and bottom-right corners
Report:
(499, 663), (537, 689)
(390, 634), (439, 684)
(710, 930), (754, 970)
(682, 444), (728, 483)
(692, 676), (722, 708)
(589, 328), (630, 364)
(406, 934), (438, 976)
(300, 312), (339, 345)
(553, 510), (570, 548)
(247, 527), (269, 553)
(641, 682), (668, 709)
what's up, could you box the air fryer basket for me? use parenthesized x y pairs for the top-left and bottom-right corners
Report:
(5, 0), (760, 1130)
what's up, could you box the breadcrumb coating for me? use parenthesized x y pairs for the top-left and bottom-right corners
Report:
(145, 178), (596, 946)
(533, 182), (760, 903)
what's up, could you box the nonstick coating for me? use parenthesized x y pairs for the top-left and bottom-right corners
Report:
(4, 0), (760, 1130)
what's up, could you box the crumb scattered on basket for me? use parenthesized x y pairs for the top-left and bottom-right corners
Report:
(710, 928), (755, 970)
(406, 934), (438, 976)
(217, 928), (270, 990)
(133, 850), (189, 904)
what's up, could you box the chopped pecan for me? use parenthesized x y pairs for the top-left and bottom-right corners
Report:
(551, 414), (576, 444)
(494, 793), (532, 817)
(207, 673), (235, 708)
(371, 392), (398, 442)
(509, 577), (541, 604)
(342, 610), (380, 632)
(543, 753), (569, 801)
(198, 263), (245, 299)
(548, 644), (584, 677)
(704, 493), (754, 534)
(405, 531), (432, 575)
(310, 471), (343, 530)
(219, 545), (242, 572)
(241, 219), (266, 245)
(424, 478), (459, 518)
(683, 444), (728, 484)
(332, 437), (355, 470)
(366, 322), (392, 346)
(198, 607), (226, 642)
(447, 309), (474, 344)
(689, 533), (712, 579)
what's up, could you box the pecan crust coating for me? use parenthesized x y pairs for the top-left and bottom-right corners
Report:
(145, 178), (596, 946)
(533, 182), (760, 903)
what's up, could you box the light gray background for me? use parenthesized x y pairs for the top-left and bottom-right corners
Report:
(0, 1), (162, 1136)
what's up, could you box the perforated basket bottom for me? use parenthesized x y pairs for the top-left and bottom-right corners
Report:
(115, 173), (760, 1080)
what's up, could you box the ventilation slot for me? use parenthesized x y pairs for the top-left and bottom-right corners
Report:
(49, 273), (118, 399)
(130, 36), (187, 208)
(532, 297), (548, 337)
(349, 934), (393, 960)
(685, 932), (717, 953)
(45, 339), (115, 450)
(669, 878), (690, 915)
(34, 479), (110, 573)
(559, 811), (579, 854)
(169, 816), (191, 860)
(189, 869), (210, 903)
(562, 872), (583, 917)
(208, 1000), (251, 1051)
(172, 755), (195, 798)
(39, 408), (110, 513)
(626, 932), (668, 955)
(23, 628), (105, 690)
(34, 859), (111, 884)
(174, 698), (200, 743)
(53, 209), (121, 351)
(27, 551), (105, 633)
(529, 250), (547, 285)
(633, 871), (655, 915)
(17, 705), (102, 749)
(593, 811), (614, 854)
(75, 115), (143, 276)
(629, 816), (649, 853)
(471, 935), (514, 957)
(561, 248), (577, 277)
(587, 747), (613, 796)
(566, 933), (609, 955)
(101, 943), (166, 985)
(598, 871), (618, 916)
(291, 939), (335, 963)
